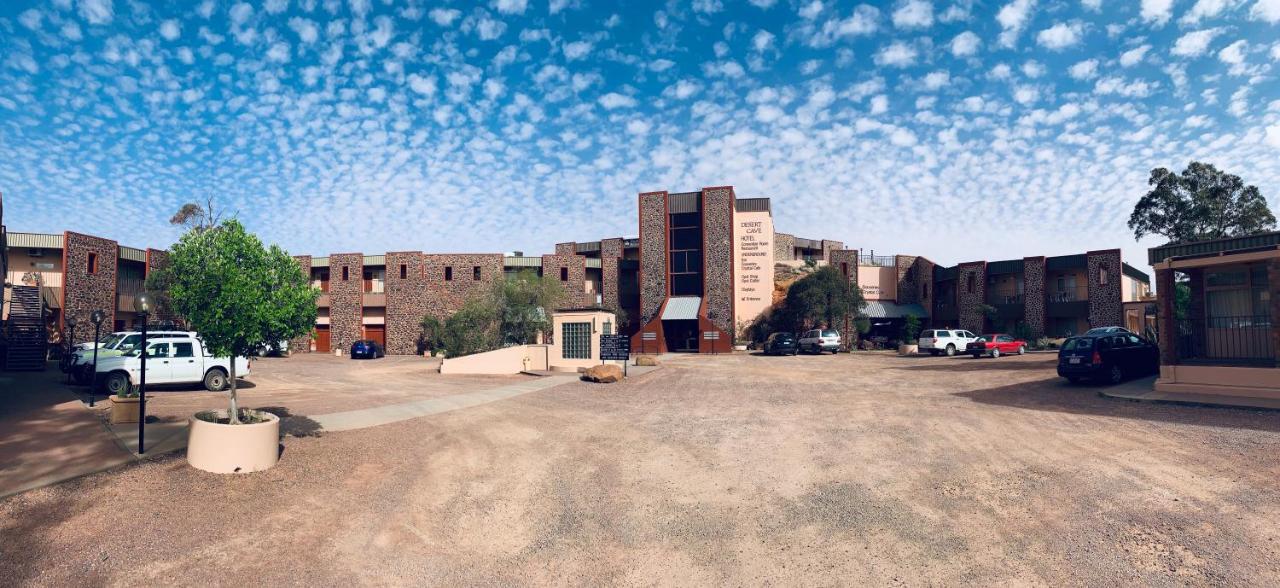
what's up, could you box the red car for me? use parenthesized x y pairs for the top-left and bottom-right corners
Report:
(966, 333), (1027, 358)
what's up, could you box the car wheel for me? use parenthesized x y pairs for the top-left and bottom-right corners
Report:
(105, 372), (130, 396)
(945, 344), (956, 356)
(791, 349), (799, 356)
(1017, 345), (1026, 355)
(72, 366), (92, 386)
(204, 368), (229, 392)
(991, 348), (1001, 358)
(1107, 364), (1124, 385)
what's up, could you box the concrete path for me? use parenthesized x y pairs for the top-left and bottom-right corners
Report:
(312, 375), (577, 432)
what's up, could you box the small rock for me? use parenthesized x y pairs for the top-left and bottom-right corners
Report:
(582, 364), (624, 383)
(635, 355), (658, 367)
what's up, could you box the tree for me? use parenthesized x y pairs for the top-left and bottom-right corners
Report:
(901, 314), (921, 343)
(1129, 161), (1276, 244)
(432, 270), (568, 357)
(156, 220), (317, 424)
(169, 197), (224, 232)
(417, 316), (443, 355)
(772, 266), (868, 334)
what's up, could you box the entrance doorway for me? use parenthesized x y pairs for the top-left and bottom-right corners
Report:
(363, 325), (385, 347)
(314, 325), (330, 353)
(662, 319), (699, 352)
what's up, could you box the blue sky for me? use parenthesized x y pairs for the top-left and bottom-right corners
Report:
(2, 0), (1279, 273)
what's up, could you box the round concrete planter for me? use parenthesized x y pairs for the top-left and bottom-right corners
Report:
(187, 409), (280, 474)
(898, 344), (919, 356)
(109, 395), (140, 424)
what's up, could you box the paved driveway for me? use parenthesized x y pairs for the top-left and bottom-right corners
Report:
(3, 352), (1279, 585)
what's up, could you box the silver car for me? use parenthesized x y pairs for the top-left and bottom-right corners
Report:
(798, 329), (841, 354)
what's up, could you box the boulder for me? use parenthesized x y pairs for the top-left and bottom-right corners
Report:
(582, 364), (624, 383)
(635, 355), (658, 367)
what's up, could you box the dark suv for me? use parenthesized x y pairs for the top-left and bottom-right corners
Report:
(763, 332), (799, 356)
(1057, 332), (1159, 384)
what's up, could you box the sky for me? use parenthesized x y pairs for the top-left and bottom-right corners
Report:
(1, 0), (1279, 276)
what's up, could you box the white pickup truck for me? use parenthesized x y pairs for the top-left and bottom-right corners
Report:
(918, 329), (980, 356)
(94, 336), (251, 395)
(68, 330), (197, 384)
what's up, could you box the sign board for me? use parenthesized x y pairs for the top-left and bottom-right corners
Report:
(641, 332), (657, 341)
(599, 335), (631, 361)
(702, 331), (720, 340)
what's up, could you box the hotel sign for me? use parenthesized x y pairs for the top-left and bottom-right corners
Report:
(734, 211), (775, 333)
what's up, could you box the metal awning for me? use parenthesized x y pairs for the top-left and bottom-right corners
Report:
(661, 296), (702, 321)
(862, 301), (928, 319)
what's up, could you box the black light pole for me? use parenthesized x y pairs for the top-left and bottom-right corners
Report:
(89, 309), (106, 407)
(65, 316), (78, 382)
(134, 294), (153, 455)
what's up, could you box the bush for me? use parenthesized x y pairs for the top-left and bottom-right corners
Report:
(901, 314), (921, 343)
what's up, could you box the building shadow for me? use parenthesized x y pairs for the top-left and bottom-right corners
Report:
(890, 356), (1060, 372)
(255, 406), (323, 438)
(954, 375), (1280, 433)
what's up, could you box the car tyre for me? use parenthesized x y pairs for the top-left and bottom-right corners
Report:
(991, 348), (1001, 358)
(1017, 345), (1026, 355)
(945, 344), (956, 357)
(1107, 364), (1124, 385)
(204, 368), (229, 392)
(105, 372), (130, 396)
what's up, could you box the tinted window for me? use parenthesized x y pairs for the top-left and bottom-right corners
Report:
(1063, 338), (1093, 351)
(921, 330), (934, 338)
(822, 330), (838, 337)
(120, 334), (142, 349)
(174, 342), (194, 358)
(997, 335), (1014, 342)
(1126, 334), (1142, 346)
(146, 343), (170, 358)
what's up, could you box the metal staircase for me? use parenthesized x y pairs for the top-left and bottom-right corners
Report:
(4, 285), (47, 371)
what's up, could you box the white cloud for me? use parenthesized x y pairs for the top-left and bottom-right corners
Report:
(870, 94), (889, 114)
(799, 0), (824, 19)
(996, 0), (1036, 47)
(755, 104), (785, 122)
(1036, 22), (1083, 50)
(809, 4), (879, 46)
(1272, 42), (1280, 60)
(752, 30), (776, 52)
(407, 73), (438, 98)
(921, 71), (950, 90)
(1013, 85), (1039, 104)
(158, 19), (181, 40)
(266, 41), (291, 62)
(892, 0), (933, 29)
(429, 8), (462, 26)
(1082, 0), (1102, 11)
(1172, 28), (1222, 57)
(563, 40), (593, 60)
(1120, 44), (1151, 67)
(1252, 0), (1280, 22)
(493, 0), (528, 14)
(875, 41), (918, 67)
(626, 119), (652, 135)
(475, 17), (507, 40)
(950, 31), (981, 56)
(264, 0), (288, 14)
(649, 59), (676, 72)
(1022, 60), (1045, 78)
(665, 80), (702, 100)
(18, 9), (42, 30)
(78, 0), (114, 25)
(289, 17), (319, 43)
(1266, 123), (1280, 148)
(1181, 0), (1236, 24)
(1141, 0), (1174, 26)
(1218, 39), (1248, 65)
(1069, 59), (1099, 79)
(598, 93), (637, 109)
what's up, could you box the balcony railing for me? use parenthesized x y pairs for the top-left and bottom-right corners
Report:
(859, 255), (896, 267)
(1048, 287), (1089, 303)
(1176, 316), (1274, 364)
(987, 294), (1024, 305)
(7, 270), (63, 288)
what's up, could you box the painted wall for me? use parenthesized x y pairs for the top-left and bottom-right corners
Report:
(857, 265), (898, 301)
(439, 344), (550, 375)
(1121, 274), (1151, 302)
(550, 309), (619, 370)
(733, 208), (774, 336)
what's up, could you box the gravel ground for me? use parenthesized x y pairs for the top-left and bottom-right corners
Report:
(3, 352), (1279, 585)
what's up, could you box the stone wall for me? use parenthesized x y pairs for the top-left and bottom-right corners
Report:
(328, 253), (364, 354)
(422, 253), (503, 321)
(701, 187), (735, 335)
(290, 255), (313, 353)
(542, 253), (590, 308)
(957, 261), (987, 333)
(1086, 249), (1123, 329)
(555, 242), (576, 255)
(600, 238), (624, 312)
(638, 191), (668, 325)
(385, 251), (428, 355)
(64, 232), (118, 345)
(1022, 256), (1046, 338)
(821, 240), (844, 262)
(828, 249), (859, 345)
(774, 233), (794, 262)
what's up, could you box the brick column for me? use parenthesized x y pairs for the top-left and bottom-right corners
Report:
(329, 253), (364, 355)
(600, 238), (624, 312)
(64, 232), (118, 345)
(385, 251), (426, 355)
(957, 262), (987, 334)
(1155, 268), (1177, 365)
(1023, 256), (1046, 338)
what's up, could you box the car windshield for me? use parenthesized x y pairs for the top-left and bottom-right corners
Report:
(822, 330), (838, 337)
(98, 334), (125, 348)
(980, 334), (998, 341)
(1062, 338), (1093, 351)
(773, 334), (794, 340)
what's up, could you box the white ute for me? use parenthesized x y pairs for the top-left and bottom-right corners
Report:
(94, 336), (251, 395)
(918, 329), (980, 356)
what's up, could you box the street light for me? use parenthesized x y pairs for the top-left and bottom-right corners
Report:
(133, 293), (153, 455)
(88, 309), (106, 408)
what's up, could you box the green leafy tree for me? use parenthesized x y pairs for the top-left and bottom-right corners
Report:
(435, 269), (568, 357)
(772, 266), (868, 333)
(417, 316), (444, 355)
(1129, 161), (1276, 244)
(440, 297), (502, 358)
(154, 220), (317, 424)
(901, 314), (922, 343)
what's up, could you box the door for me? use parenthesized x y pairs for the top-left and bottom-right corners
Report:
(996, 334), (1016, 352)
(170, 341), (202, 382)
(314, 325), (330, 353)
(142, 342), (175, 383)
(363, 325), (385, 347)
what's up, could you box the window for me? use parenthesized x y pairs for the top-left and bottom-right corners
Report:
(87, 252), (98, 274)
(473, 266), (481, 281)
(1098, 265), (1109, 285)
(922, 283), (929, 300)
(562, 322), (591, 359)
(560, 267), (568, 281)
(445, 266), (453, 281)
(967, 274), (975, 293)
(603, 321), (613, 335)
(146, 343), (170, 358)
(841, 262), (849, 276)
(342, 266), (349, 281)
(399, 264), (407, 279)
(173, 342), (195, 358)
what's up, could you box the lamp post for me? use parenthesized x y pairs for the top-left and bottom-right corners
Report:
(89, 309), (106, 408)
(65, 316), (78, 382)
(133, 294), (153, 455)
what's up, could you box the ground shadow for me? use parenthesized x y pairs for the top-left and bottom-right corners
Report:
(955, 375), (1280, 433)
(890, 356), (1059, 372)
(255, 406), (323, 437)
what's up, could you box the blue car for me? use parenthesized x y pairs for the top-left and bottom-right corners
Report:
(350, 340), (385, 359)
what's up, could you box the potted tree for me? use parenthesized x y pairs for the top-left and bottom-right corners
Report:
(898, 314), (922, 356)
(150, 219), (317, 474)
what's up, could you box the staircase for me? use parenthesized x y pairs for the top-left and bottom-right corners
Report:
(4, 285), (47, 371)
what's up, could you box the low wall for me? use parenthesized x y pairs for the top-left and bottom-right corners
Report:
(439, 345), (550, 375)
(1155, 365), (1280, 400)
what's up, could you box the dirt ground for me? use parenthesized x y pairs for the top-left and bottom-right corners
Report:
(3, 352), (1279, 585)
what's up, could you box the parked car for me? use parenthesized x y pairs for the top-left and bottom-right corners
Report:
(94, 336), (251, 395)
(763, 332), (799, 356)
(798, 329), (841, 354)
(966, 333), (1027, 358)
(350, 339), (385, 359)
(1056, 332), (1159, 384)
(66, 330), (198, 384)
(918, 329), (980, 356)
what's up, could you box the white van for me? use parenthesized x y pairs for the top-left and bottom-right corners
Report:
(918, 329), (979, 356)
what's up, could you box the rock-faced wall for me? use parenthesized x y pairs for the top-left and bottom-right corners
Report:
(385, 251), (427, 355)
(821, 240), (844, 262)
(422, 253), (503, 321)
(638, 191), (668, 325)
(542, 253), (589, 308)
(1023, 256), (1046, 337)
(957, 261), (987, 334)
(290, 255), (313, 353)
(600, 238), (624, 312)
(701, 187), (735, 335)
(774, 233), (795, 262)
(1087, 249), (1123, 329)
(328, 253), (364, 354)
(555, 242), (576, 255)
(64, 232), (118, 345)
